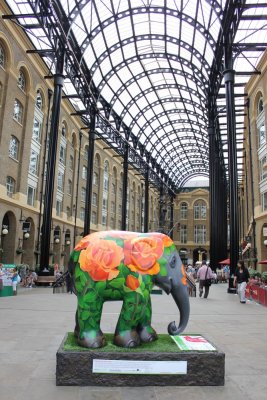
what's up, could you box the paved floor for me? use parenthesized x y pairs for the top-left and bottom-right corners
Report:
(0, 283), (267, 400)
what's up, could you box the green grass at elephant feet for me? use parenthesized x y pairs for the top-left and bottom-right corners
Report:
(64, 332), (184, 353)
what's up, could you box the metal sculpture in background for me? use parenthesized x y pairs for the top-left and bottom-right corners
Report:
(68, 231), (190, 348)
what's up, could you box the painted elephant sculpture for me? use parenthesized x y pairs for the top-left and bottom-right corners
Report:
(68, 231), (190, 348)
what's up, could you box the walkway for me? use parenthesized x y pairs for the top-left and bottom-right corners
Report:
(0, 284), (267, 400)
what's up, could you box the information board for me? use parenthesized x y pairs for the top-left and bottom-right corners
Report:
(92, 359), (187, 375)
(171, 335), (216, 351)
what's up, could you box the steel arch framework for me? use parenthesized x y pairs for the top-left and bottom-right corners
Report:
(3, 0), (267, 277)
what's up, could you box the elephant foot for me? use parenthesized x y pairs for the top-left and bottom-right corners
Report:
(78, 330), (106, 349)
(114, 329), (140, 348)
(138, 325), (158, 343)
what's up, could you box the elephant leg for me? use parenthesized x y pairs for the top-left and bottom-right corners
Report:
(138, 296), (158, 343)
(114, 292), (145, 348)
(76, 296), (106, 349)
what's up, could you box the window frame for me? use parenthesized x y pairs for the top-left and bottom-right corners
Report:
(6, 176), (15, 197)
(13, 99), (23, 124)
(9, 135), (19, 160)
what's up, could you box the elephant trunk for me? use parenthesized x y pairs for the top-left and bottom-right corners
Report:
(168, 284), (190, 336)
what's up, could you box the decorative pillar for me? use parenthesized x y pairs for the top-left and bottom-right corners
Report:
(223, 53), (239, 291)
(40, 46), (65, 271)
(121, 143), (129, 231)
(169, 195), (174, 239)
(144, 167), (149, 232)
(208, 122), (216, 269)
(84, 105), (96, 236)
(73, 131), (82, 245)
(36, 88), (53, 266)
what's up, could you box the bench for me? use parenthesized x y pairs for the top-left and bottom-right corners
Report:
(36, 275), (55, 286)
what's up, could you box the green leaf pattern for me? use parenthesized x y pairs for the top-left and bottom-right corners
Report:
(70, 232), (176, 341)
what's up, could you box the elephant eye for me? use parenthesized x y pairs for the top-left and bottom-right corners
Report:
(170, 256), (176, 268)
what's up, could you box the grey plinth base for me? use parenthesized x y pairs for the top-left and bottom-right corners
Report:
(56, 335), (225, 386)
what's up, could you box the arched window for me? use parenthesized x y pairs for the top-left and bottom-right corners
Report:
(35, 90), (43, 110)
(0, 43), (5, 68)
(61, 125), (66, 137)
(17, 69), (26, 91)
(6, 176), (15, 197)
(9, 136), (19, 160)
(72, 133), (77, 148)
(13, 99), (23, 123)
(194, 200), (207, 220)
(257, 96), (265, 148)
(93, 172), (98, 186)
(180, 202), (188, 219)
(258, 97), (264, 115)
(94, 154), (100, 168)
(103, 161), (109, 191)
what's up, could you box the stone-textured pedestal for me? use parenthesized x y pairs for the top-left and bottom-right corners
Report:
(56, 334), (225, 386)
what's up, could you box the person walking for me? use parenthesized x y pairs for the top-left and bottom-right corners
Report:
(197, 260), (213, 298)
(234, 260), (250, 304)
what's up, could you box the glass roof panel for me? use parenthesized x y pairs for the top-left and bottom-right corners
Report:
(5, 0), (267, 187)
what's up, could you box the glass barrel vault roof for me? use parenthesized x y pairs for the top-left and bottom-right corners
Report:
(4, 0), (267, 188)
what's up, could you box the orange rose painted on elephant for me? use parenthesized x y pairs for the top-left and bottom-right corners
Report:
(161, 234), (173, 247)
(78, 239), (123, 281)
(181, 264), (187, 286)
(125, 275), (140, 290)
(124, 236), (164, 275)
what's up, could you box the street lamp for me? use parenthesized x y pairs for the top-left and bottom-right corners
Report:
(24, 232), (30, 239)
(2, 226), (8, 235)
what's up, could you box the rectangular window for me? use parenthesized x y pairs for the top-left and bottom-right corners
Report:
(6, 176), (15, 197)
(260, 156), (267, 181)
(59, 145), (66, 165)
(80, 207), (85, 221)
(82, 166), (87, 180)
(32, 117), (42, 142)
(102, 214), (107, 226)
(258, 123), (266, 148)
(81, 187), (86, 202)
(180, 224), (187, 244)
(92, 193), (97, 206)
(91, 211), (97, 224)
(29, 149), (39, 175)
(13, 99), (23, 124)
(194, 225), (206, 244)
(27, 186), (35, 206)
(111, 201), (116, 214)
(69, 155), (74, 171)
(102, 198), (108, 211)
(56, 200), (62, 216)
(57, 171), (64, 192)
(262, 192), (267, 212)
(104, 177), (109, 192)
